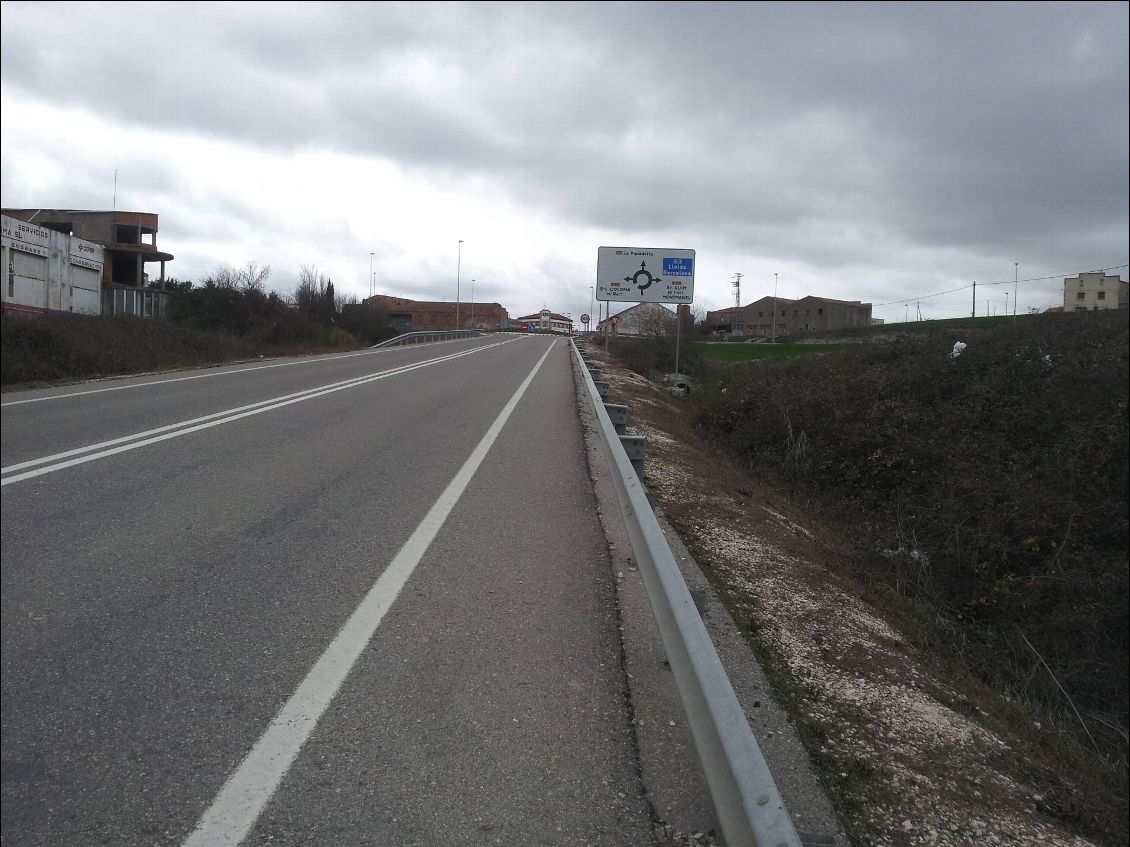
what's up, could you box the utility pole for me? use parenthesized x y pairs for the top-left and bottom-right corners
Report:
(905, 304), (909, 323)
(972, 280), (976, 317)
(470, 279), (475, 327)
(589, 286), (594, 335)
(369, 252), (374, 300)
(771, 272), (778, 343)
(1005, 291), (1009, 316)
(731, 272), (743, 308)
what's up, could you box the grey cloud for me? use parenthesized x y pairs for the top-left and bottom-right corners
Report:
(1, 1), (1125, 294)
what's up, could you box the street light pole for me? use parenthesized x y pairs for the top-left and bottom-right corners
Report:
(369, 252), (374, 300)
(1017, 260), (1026, 320)
(471, 279), (475, 327)
(456, 240), (463, 329)
(771, 272), (778, 343)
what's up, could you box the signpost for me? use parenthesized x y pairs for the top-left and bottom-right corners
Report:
(596, 247), (695, 304)
(596, 246), (695, 372)
(527, 322), (537, 334)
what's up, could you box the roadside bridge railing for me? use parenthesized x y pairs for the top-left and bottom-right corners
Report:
(371, 329), (481, 348)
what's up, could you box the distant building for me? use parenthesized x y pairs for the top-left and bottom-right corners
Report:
(360, 293), (509, 331)
(2, 214), (105, 316)
(596, 302), (677, 336)
(0, 209), (174, 318)
(1063, 272), (1127, 312)
(512, 309), (573, 333)
(705, 295), (872, 337)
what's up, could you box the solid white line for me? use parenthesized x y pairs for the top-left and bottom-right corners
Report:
(182, 340), (556, 847)
(0, 338), (488, 407)
(0, 341), (514, 485)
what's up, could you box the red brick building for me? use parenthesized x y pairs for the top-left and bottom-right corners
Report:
(361, 294), (509, 331)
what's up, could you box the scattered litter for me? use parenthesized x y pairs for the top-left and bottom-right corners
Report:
(950, 341), (967, 359)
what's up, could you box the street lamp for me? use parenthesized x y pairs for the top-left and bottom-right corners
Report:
(1017, 260), (1026, 320)
(456, 239), (463, 329)
(369, 252), (374, 300)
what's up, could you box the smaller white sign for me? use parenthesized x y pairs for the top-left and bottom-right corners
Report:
(70, 237), (104, 272)
(1, 215), (51, 257)
(596, 246), (695, 304)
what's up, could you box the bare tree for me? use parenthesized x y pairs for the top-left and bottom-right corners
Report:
(294, 264), (322, 313)
(204, 265), (238, 289)
(203, 261), (271, 292)
(635, 303), (677, 338)
(238, 260), (271, 294)
(294, 264), (336, 325)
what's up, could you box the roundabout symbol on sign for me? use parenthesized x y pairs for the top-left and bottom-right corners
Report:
(624, 260), (662, 294)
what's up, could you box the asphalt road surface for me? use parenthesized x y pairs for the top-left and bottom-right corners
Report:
(1, 336), (652, 845)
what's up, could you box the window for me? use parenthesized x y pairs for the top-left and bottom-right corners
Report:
(1098, 291), (1106, 300)
(1077, 292), (1086, 300)
(818, 308), (823, 315)
(758, 311), (763, 317)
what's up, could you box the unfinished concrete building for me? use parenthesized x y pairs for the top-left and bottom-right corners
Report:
(0, 209), (174, 317)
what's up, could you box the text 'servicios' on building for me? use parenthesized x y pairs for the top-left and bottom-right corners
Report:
(1, 208), (173, 318)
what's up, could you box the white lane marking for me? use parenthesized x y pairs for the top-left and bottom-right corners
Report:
(0, 342), (506, 477)
(1, 340), (516, 485)
(182, 340), (556, 847)
(0, 338), (487, 407)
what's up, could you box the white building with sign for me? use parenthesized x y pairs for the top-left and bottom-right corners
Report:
(511, 309), (573, 333)
(2, 214), (104, 316)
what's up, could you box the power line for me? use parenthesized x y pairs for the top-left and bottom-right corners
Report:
(873, 263), (1128, 307)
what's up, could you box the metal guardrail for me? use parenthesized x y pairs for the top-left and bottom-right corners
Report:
(370, 329), (481, 348)
(571, 339), (802, 847)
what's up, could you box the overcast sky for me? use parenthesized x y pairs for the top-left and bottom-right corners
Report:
(2, 1), (1127, 325)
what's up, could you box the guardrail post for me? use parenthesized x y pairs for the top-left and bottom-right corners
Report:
(619, 434), (647, 479)
(594, 380), (610, 401)
(604, 403), (629, 436)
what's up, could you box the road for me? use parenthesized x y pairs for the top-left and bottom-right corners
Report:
(1, 336), (652, 845)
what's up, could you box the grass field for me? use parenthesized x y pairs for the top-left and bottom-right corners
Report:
(691, 341), (851, 362)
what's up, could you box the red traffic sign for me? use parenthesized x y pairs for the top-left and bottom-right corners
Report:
(581, 313), (590, 325)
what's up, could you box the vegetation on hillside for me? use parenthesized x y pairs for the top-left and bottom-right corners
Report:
(605, 310), (1128, 840)
(1, 261), (397, 387)
(688, 310), (1129, 754)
